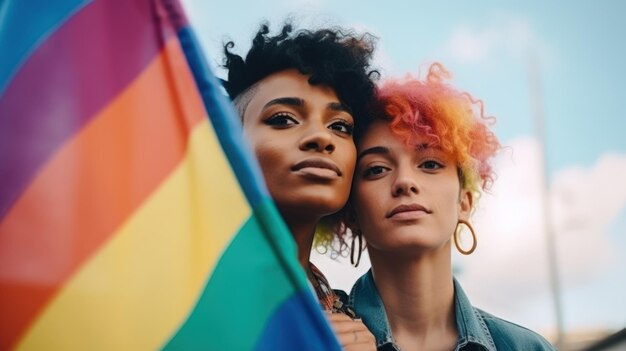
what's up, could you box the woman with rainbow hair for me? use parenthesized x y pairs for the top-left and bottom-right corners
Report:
(341, 63), (556, 350)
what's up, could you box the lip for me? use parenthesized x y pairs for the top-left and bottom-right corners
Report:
(291, 157), (342, 180)
(386, 203), (431, 220)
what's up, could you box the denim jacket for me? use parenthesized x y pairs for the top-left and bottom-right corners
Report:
(349, 270), (557, 351)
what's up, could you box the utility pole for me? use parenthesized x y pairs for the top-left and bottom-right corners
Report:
(528, 51), (564, 348)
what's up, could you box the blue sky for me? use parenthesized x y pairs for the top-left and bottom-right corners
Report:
(182, 0), (626, 340)
(185, 0), (626, 171)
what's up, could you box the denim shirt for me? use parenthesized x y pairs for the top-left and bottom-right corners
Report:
(349, 270), (557, 351)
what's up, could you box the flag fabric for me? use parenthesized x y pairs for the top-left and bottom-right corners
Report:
(0, 0), (341, 350)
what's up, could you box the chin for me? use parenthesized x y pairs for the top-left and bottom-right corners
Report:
(279, 195), (346, 218)
(297, 188), (347, 210)
(303, 198), (345, 216)
(368, 233), (445, 253)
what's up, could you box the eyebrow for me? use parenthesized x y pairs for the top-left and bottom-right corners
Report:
(262, 97), (352, 115)
(329, 101), (352, 114)
(358, 143), (443, 159)
(358, 146), (390, 159)
(416, 143), (447, 155)
(263, 97), (304, 110)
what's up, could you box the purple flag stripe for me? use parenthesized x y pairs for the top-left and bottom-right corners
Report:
(0, 0), (179, 219)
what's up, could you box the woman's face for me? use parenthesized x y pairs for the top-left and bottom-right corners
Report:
(242, 69), (356, 218)
(351, 119), (472, 254)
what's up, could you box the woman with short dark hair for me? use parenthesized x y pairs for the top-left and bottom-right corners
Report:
(222, 22), (379, 350)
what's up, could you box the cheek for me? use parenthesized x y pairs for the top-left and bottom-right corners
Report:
(245, 130), (285, 181)
(343, 158), (356, 186)
(253, 144), (283, 180)
(336, 141), (357, 182)
(432, 184), (464, 223)
(352, 183), (382, 225)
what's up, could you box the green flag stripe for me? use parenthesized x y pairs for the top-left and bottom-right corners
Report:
(163, 199), (302, 349)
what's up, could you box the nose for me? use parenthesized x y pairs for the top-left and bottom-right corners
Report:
(299, 126), (335, 153)
(392, 168), (419, 197)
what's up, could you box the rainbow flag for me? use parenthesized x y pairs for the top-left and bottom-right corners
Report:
(0, 0), (341, 349)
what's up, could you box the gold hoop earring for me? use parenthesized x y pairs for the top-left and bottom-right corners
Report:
(350, 230), (363, 267)
(454, 220), (477, 255)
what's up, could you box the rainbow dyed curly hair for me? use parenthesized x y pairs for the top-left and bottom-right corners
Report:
(377, 63), (500, 196)
(315, 63), (500, 254)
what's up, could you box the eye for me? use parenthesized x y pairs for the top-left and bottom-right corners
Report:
(264, 112), (298, 127)
(363, 165), (390, 178)
(328, 120), (354, 136)
(419, 160), (444, 171)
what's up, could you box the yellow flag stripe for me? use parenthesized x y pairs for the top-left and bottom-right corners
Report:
(17, 120), (250, 350)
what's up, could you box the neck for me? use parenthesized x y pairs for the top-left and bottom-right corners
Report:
(280, 210), (320, 270)
(369, 243), (457, 350)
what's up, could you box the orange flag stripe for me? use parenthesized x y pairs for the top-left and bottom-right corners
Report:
(0, 36), (206, 347)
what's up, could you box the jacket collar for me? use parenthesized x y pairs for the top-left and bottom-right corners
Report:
(452, 277), (497, 350)
(350, 270), (496, 351)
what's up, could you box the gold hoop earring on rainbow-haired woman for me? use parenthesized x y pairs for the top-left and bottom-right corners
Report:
(454, 219), (477, 255)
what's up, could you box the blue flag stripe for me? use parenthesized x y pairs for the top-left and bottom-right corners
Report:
(0, 0), (92, 95)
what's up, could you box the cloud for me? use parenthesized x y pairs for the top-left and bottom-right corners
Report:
(445, 25), (498, 63)
(443, 15), (554, 66)
(550, 153), (626, 283)
(458, 138), (625, 328)
(464, 138), (625, 287)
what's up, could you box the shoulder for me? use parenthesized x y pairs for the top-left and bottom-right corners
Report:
(350, 270), (374, 296)
(348, 270), (378, 310)
(477, 309), (556, 350)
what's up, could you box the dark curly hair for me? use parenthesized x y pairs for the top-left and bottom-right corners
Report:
(222, 21), (379, 255)
(222, 22), (379, 140)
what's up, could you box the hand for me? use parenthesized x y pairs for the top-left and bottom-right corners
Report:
(327, 312), (377, 351)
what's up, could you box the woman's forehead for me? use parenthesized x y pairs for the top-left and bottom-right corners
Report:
(358, 120), (453, 160)
(357, 120), (420, 150)
(248, 70), (339, 105)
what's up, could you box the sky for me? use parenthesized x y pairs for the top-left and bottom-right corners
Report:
(181, 0), (626, 341)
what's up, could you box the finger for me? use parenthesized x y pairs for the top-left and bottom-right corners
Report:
(326, 313), (357, 322)
(335, 329), (358, 346)
(329, 320), (370, 334)
(344, 343), (377, 351)
(335, 329), (376, 347)
(343, 343), (377, 351)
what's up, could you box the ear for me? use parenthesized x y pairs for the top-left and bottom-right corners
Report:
(458, 189), (473, 222)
